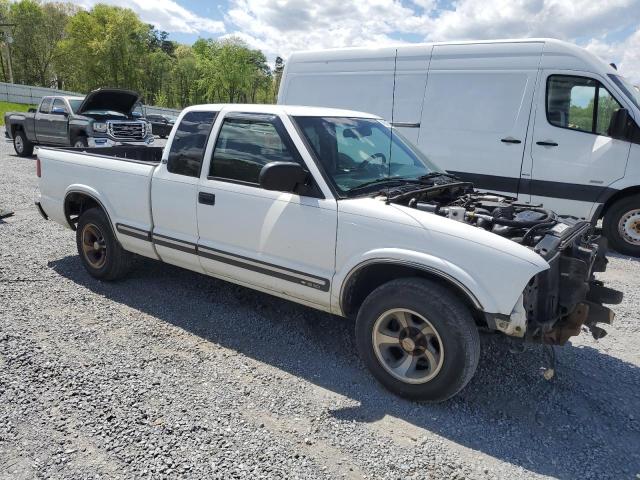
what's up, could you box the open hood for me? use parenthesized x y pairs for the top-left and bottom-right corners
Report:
(77, 88), (141, 115)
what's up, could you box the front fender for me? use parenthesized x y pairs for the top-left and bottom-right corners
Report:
(332, 246), (548, 316)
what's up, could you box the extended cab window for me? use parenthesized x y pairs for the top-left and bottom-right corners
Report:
(210, 116), (300, 184)
(167, 111), (217, 177)
(39, 97), (52, 114)
(547, 75), (622, 136)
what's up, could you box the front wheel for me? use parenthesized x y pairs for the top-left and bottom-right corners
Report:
(76, 208), (132, 280)
(355, 277), (480, 402)
(13, 130), (34, 157)
(603, 195), (640, 256)
(73, 136), (88, 148)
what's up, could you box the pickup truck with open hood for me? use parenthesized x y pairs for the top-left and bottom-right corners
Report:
(5, 88), (153, 157)
(34, 104), (622, 401)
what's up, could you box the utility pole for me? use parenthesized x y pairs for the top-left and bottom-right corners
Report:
(0, 23), (16, 84)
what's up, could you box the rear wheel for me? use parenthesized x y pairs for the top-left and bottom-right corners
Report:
(13, 129), (34, 157)
(76, 208), (132, 280)
(355, 277), (480, 402)
(603, 195), (640, 257)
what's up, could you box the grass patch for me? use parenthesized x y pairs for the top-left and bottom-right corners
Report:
(0, 101), (35, 126)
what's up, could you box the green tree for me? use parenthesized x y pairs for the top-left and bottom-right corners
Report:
(57, 4), (151, 93)
(9, 1), (75, 86)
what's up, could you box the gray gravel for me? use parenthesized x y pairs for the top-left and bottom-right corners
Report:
(1, 131), (639, 479)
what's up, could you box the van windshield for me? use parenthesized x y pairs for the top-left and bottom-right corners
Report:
(294, 117), (444, 195)
(609, 74), (640, 110)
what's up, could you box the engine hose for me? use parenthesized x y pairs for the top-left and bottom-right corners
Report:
(491, 208), (556, 227)
(522, 221), (557, 245)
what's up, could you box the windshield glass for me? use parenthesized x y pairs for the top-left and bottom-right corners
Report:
(294, 117), (443, 195)
(68, 99), (83, 113)
(609, 74), (640, 109)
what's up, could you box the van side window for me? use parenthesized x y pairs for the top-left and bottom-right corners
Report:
(39, 97), (52, 114)
(209, 116), (301, 185)
(546, 75), (622, 136)
(167, 111), (217, 177)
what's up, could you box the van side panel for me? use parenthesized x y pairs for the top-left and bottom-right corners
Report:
(280, 47), (397, 119)
(418, 42), (543, 197)
(391, 45), (432, 144)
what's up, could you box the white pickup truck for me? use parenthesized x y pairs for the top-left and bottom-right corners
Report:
(36, 104), (621, 402)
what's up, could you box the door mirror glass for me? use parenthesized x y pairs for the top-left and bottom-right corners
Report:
(259, 161), (307, 193)
(51, 107), (67, 115)
(608, 108), (630, 140)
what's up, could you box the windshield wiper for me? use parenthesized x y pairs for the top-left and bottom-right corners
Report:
(346, 177), (420, 195)
(417, 172), (459, 182)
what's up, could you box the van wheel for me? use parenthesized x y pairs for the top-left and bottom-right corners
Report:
(355, 277), (480, 402)
(76, 208), (132, 280)
(603, 195), (640, 256)
(73, 136), (88, 148)
(13, 130), (34, 157)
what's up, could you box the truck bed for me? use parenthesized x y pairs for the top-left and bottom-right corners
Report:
(56, 145), (164, 164)
(36, 146), (160, 260)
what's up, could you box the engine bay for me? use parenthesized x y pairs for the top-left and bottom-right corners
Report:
(384, 180), (590, 256)
(380, 179), (622, 343)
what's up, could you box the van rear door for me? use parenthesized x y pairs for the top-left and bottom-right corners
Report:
(417, 42), (543, 198)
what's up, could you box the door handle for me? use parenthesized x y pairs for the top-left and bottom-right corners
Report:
(536, 141), (558, 147)
(198, 192), (215, 205)
(500, 138), (521, 144)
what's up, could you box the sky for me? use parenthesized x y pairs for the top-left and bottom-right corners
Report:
(70, 0), (640, 83)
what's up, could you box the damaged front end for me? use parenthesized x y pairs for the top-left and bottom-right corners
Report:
(386, 180), (623, 344)
(519, 222), (622, 345)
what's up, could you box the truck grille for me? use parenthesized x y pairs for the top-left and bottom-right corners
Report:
(107, 121), (146, 140)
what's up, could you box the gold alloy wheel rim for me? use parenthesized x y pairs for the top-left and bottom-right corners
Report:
(618, 209), (640, 246)
(81, 223), (107, 269)
(372, 308), (445, 384)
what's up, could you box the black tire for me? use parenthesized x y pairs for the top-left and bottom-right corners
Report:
(72, 136), (88, 148)
(355, 277), (480, 402)
(76, 208), (132, 280)
(13, 129), (34, 157)
(603, 195), (640, 256)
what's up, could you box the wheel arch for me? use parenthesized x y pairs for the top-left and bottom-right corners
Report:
(63, 188), (114, 232)
(339, 259), (485, 322)
(598, 185), (640, 220)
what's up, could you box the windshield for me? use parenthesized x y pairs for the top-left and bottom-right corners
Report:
(68, 99), (83, 113)
(293, 117), (444, 195)
(609, 74), (640, 110)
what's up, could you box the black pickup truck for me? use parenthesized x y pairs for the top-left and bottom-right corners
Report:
(4, 88), (154, 157)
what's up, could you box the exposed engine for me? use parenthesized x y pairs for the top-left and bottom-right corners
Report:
(382, 180), (622, 344)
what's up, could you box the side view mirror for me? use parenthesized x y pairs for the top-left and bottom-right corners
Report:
(608, 108), (630, 140)
(51, 107), (67, 116)
(132, 111), (142, 118)
(259, 161), (307, 193)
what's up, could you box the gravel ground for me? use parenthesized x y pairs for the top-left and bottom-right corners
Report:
(1, 132), (639, 479)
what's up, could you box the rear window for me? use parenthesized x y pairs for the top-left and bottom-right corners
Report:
(166, 111), (217, 177)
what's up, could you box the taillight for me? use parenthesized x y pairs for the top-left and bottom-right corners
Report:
(36, 157), (41, 177)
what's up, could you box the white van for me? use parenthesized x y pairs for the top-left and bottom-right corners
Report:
(278, 39), (640, 256)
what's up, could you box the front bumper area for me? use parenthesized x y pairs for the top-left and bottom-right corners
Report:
(88, 135), (154, 148)
(522, 222), (622, 344)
